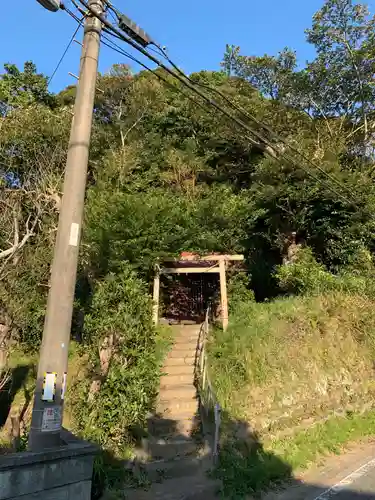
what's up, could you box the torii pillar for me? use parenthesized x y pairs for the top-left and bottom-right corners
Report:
(219, 259), (228, 331)
(152, 254), (244, 331)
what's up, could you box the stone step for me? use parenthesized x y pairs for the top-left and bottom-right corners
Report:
(123, 470), (220, 500)
(149, 417), (197, 437)
(162, 364), (195, 376)
(171, 340), (197, 354)
(140, 453), (212, 483)
(174, 333), (200, 340)
(163, 356), (195, 367)
(158, 399), (198, 414)
(159, 385), (196, 400)
(151, 421), (197, 438)
(176, 323), (202, 331)
(160, 373), (194, 386)
(167, 349), (196, 360)
(145, 436), (198, 460)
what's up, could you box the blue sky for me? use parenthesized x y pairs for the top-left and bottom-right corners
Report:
(2, 0), (375, 93)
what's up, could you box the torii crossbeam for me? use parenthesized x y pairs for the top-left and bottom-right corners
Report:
(153, 253), (244, 331)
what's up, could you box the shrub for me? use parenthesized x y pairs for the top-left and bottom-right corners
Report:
(276, 247), (337, 295)
(71, 262), (158, 456)
(227, 272), (255, 312)
(276, 246), (375, 298)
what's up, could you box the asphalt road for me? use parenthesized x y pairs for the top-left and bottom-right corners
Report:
(265, 441), (375, 500)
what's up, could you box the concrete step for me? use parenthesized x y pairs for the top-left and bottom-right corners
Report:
(149, 417), (197, 437)
(140, 453), (212, 482)
(159, 385), (196, 400)
(172, 341), (200, 349)
(160, 373), (194, 386)
(162, 364), (195, 376)
(145, 436), (198, 460)
(164, 356), (195, 367)
(158, 399), (198, 414)
(171, 341), (198, 351)
(167, 349), (196, 359)
(123, 470), (220, 500)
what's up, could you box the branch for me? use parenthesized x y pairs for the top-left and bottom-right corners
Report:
(120, 111), (146, 147)
(0, 213), (39, 260)
(343, 38), (368, 142)
(309, 98), (334, 138)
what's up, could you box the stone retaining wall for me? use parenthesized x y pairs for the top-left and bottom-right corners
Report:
(0, 429), (97, 500)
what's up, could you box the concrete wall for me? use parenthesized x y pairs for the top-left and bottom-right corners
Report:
(0, 430), (97, 500)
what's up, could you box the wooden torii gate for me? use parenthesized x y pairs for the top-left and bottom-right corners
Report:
(152, 254), (244, 331)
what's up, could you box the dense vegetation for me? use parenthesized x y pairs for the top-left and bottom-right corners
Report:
(2, 0), (375, 495)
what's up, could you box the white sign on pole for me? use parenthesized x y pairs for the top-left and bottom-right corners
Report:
(42, 372), (57, 401)
(41, 406), (62, 432)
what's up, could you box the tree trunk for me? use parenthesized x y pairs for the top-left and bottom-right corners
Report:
(88, 333), (115, 402)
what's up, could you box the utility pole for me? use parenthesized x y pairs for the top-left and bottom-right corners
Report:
(29, 0), (104, 450)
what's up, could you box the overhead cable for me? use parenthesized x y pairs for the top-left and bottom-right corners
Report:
(48, 14), (82, 85)
(152, 44), (359, 204)
(71, 0), (361, 208)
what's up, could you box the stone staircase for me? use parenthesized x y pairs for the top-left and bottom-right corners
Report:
(126, 324), (219, 499)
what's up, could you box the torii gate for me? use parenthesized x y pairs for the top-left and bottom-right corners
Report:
(152, 253), (244, 331)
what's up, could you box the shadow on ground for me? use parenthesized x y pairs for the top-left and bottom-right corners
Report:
(93, 408), (215, 499)
(2, 364), (375, 499)
(93, 403), (375, 499)
(0, 363), (34, 454)
(0, 364), (33, 428)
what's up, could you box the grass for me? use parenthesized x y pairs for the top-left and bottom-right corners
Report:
(217, 408), (375, 498)
(209, 292), (375, 429)
(208, 291), (375, 497)
(155, 323), (174, 366)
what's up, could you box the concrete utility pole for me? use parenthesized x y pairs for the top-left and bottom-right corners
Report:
(29, 0), (104, 450)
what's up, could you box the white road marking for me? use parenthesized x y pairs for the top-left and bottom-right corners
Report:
(313, 457), (375, 499)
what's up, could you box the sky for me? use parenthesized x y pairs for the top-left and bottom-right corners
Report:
(2, 0), (375, 93)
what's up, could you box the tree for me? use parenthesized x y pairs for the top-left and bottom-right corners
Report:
(0, 62), (55, 115)
(223, 0), (375, 154)
(222, 46), (297, 101)
(305, 0), (375, 148)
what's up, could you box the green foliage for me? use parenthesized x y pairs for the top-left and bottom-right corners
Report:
(226, 0), (375, 153)
(210, 291), (375, 494)
(227, 272), (254, 312)
(85, 184), (249, 276)
(276, 246), (375, 297)
(0, 62), (54, 114)
(217, 408), (375, 497)
(72, 263), (158, 455)
(276, 247), (338, 295)
(225, 45), (297, 101)
(3, 2), (375, 488)
(305, 0), (375, 131)
(217, 429), (292, 497)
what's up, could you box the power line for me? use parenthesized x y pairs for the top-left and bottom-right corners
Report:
(60, 14), (227, 128)
(47, 14), (82, 85)
(75, 0), (269, 150)
(100, 35), (239, 117)
(64, 8), (254, 140)
(152, 44), (360, 205)
(72, 0), (361, 208)
(63, 9), (216, 116)
(101, 38), (358, 209)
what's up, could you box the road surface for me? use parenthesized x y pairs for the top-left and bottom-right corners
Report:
(265, 441), (375, 500)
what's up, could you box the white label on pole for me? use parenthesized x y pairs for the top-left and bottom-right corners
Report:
(69, 223), (80, 246)
(41, 406), (62, 433)
(61, 373), (67, 400)
(42, 372), (57, 401)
